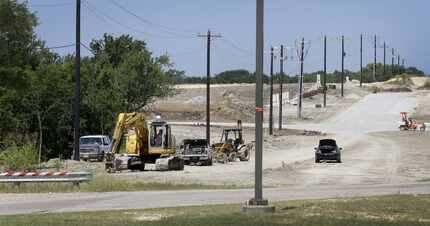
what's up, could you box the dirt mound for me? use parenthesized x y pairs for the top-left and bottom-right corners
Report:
(149, 111), (204, 121)
(303, 88), (323, 98)
(272, 129), (325, 137)
(215, 90), (254, 121)
(375, 86), (412, 93)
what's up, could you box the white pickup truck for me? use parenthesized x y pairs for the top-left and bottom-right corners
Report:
(79, 135), (111, 161)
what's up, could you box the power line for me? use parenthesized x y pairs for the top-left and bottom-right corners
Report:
(219, 38), (252, 54)
(82, 0), (188, 39)
(45, 43), (76, 50)
(107, 0), (195, 38)
(80, 42), (96, 55)
(28, 2), (74, 7)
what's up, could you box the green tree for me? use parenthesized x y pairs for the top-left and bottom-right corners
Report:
(89, 34), (174, 112)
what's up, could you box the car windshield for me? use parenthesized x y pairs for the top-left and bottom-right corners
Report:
(184, 139), (207, 148)
(319, 139), (336, 146)
(80, 137), (102, 145)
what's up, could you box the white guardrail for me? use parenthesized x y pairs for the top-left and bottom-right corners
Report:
(0, 171), (92, 185)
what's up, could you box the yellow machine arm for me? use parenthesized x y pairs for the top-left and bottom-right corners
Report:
(110, 112), (149, 156)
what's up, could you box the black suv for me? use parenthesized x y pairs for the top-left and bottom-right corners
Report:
(314, 139), (342, 163)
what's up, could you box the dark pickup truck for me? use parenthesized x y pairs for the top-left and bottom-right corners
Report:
(314, 139), (342, 163)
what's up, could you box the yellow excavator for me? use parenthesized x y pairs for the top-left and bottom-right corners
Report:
(105, 112), (184, 173)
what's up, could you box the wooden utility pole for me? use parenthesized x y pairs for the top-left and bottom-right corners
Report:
(373, 35), (377, 81)
(197, 30), (221, 146)
(323, 35), (327, 107)
(341, 35), (344, 97)
(73, 0), (81, 161)
(298, 38), (305, 119)
(360, 34), (363, 87)
(269, 47), (274, 135)
(391, 48), (395, 75)
(278, 45), (284, 130)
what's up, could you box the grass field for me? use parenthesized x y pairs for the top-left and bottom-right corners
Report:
(0, 175), (243, 193)
(1, 195), (430, 226)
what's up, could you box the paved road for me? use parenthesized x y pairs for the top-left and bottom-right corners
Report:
(171, 93), (417, 135)
(1, 182), (429, 215)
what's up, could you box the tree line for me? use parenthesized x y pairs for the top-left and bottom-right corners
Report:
(174, 65), (424, 85)
(0, 1), (178, 160)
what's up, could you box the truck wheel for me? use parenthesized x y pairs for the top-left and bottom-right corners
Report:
(99, 152), (105, 162)
(315, 158), (320, 163)
(206, 158), (213, 166)
(337, 155), (342, 163)
(139, 162), (145, 171)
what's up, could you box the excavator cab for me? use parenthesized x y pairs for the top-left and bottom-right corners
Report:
(149, 121), (173, 149)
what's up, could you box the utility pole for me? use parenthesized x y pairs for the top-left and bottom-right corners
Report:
(73, 0), (81, 161)
(373, 35), (377, 81)
(360, 34), (363, 87)
(397, 54), (401, 72)
(298, 38), (305, 119)
(269, 47), (274, 135)
(383, 42), (386, 78)
(243, 0), (274, 213)
(323, 35), (327, 107)
(278, 45), (284, 130)
(392, 48), (395, 75)
(341, 35), (344, 97)
(197, 30), (221, 146)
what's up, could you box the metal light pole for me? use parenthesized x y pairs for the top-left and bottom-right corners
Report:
(242, 0), (274, 213)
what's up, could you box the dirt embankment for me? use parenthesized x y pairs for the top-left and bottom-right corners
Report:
(412, 91), (430, 123)
(148, 83), (313, 123)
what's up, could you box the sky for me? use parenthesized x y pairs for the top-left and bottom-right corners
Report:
(26, 0), (429, 76)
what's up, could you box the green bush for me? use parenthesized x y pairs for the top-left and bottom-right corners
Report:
(0, 144), (38, 171)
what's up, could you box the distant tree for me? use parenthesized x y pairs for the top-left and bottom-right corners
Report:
(214, 69), (254, 83)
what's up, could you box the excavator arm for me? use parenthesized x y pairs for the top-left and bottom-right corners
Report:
(110, 112), (149, 156)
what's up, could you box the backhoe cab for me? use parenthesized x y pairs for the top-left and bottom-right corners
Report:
(105, 113), (183, 173)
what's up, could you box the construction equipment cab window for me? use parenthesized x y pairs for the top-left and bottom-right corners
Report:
(150, 122), (171, 148)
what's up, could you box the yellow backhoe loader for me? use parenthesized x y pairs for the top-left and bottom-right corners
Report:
(105, 113), (184, 173)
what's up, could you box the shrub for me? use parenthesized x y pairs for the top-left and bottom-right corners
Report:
(0, 144), (38, 171)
